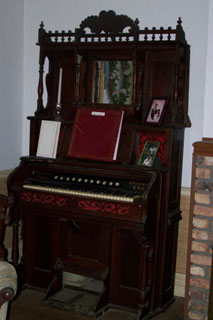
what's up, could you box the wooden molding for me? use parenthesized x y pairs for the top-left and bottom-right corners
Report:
(174, 273), (186, 297)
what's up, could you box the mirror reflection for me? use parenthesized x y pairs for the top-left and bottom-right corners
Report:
(93, 60), (133, 105)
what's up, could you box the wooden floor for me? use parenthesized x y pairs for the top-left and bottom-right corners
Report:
(8, 288), (184, 320)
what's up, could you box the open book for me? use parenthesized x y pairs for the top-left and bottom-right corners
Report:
(67, 108), (124, 162)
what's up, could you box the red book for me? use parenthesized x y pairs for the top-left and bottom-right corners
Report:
(67, 107), (124, 162)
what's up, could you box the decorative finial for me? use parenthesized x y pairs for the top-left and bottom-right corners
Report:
(135, 18), (139, 26)
(176, 17), (186, 42)
(177, 17), (182, 26)
(40, 21), (44, 29)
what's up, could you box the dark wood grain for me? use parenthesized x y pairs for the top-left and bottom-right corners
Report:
(7, 10), (190, 320)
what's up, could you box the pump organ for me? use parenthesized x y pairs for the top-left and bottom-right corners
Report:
(8, 11), (190, 319)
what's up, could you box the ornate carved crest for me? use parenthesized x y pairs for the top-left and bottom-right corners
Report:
(79, 10), (139, 34)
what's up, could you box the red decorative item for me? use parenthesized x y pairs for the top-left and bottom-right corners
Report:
(78, 200), (131, 216)
(21, 191), (68, 207)
(137, 132), (166, 165)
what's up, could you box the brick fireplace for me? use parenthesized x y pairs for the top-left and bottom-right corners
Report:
(184, 138), (213, 320)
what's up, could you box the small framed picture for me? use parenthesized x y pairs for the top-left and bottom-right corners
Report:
(138, 141), (160, 167)
(146, 98), (168, 125)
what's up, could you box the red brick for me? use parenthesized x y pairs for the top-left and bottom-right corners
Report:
(196, 168), (211, 179)
(189, 300), (208, 312)
(195, 181), (213, 192)
(188, 311), (205, 320)
(194, 205), (213, 217)
(209, 232), (213, 242)
(195, 193), (210, 205)
(209, 267), (211, 278)
(193, 218), (209, 229)
(189, 289), (208, 300)
(191, 254), (212, 266)
(189, 278), (210, 289)
(192, 230), (209, 241)
(192, 241), (208, 252)
(202, 156), (213, 166)
(190, 265), (205, 277)
(196, 156), (204, 165)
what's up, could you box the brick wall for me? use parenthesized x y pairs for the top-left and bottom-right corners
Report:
(184, 139), (213, 320)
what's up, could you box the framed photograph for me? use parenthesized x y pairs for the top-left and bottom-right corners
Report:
(146, 97), (168, 125)
(138, 141), (160, 167)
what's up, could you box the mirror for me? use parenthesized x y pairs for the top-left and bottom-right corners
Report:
(93, 60), (133, 105)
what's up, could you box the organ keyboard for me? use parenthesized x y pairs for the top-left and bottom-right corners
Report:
(22, 170), (148, 203)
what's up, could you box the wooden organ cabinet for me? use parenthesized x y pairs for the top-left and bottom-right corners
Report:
(8, 11), (190, 319)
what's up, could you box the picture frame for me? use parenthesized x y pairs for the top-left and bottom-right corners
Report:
(145, 97), (168, 125)
(138, 141), (160, 167)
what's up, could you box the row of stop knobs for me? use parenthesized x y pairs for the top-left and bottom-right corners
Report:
(53, 175), (120, 187)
